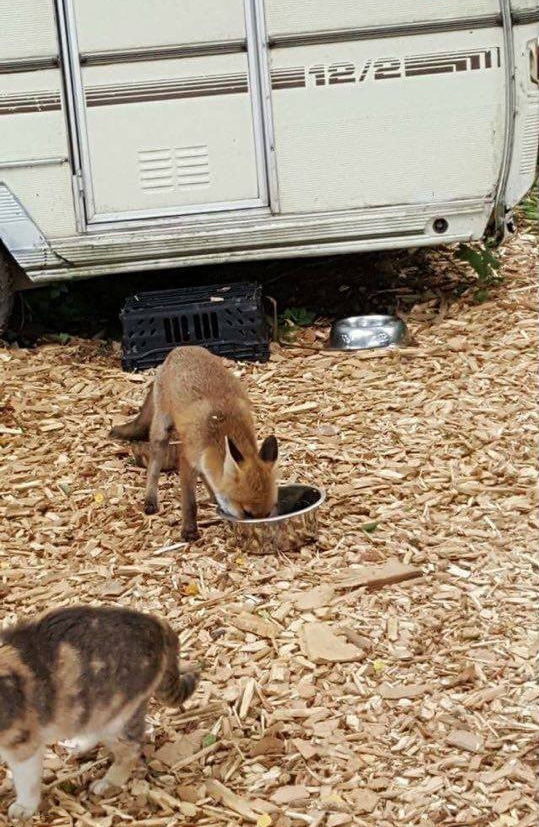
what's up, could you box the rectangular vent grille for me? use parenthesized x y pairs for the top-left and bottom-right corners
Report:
(0, 189), (25, 223)
(519, 110), (539, 175)
(177, 144), (210, 189)
(138, 145), (210, 192)
(138, 148), (174, 191)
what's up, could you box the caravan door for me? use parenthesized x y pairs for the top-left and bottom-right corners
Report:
(264, 1), (507, 215)
(63, 0), (267, 223)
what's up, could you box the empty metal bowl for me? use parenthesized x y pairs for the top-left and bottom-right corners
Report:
(219, 484), (325, 555)
(326, 315), (406, 351)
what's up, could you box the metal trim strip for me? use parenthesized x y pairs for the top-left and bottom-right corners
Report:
(0, 56), (59, 74)
(79, 39), (247, 66)
(268, 15), (503, 49)
(0, 157), (68, 169)
(494, 0), (517, 238)
(512, 9), (539, 24)
(58, 196), (489, 239)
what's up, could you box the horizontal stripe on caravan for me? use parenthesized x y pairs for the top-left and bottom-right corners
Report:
(85, 75), (249, 107)
(0, 56), (59, 74)
(80, 39), (247, 66)
(85, 46), (500, 106)
(84, 71), (248, 93)
(512, 8), (539, 24)
(268, 15), (504, 49)
(0, 91), (61, 115)
(0, 46), (500, 114)
(272, 48), (501, 87)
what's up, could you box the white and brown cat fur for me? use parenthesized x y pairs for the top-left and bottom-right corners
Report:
(0, 605), (200, 822)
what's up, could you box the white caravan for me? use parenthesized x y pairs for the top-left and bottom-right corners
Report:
(0, 1), (538, 325)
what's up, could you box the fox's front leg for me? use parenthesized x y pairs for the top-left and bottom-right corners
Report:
(179, 453), (199, 541)
(143, 413), (171, 515)
(201, 475), (217, 505)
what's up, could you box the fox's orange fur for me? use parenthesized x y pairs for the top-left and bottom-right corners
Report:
(110, 346), (278, 540)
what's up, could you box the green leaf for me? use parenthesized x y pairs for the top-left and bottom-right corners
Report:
(59, 780), (78, 795)
(473, 289), (490, 304)
(280, 307), (316, 327)
(361, 521), (379, 534)
(202, 733), (217, 748)
(457, 243), (502, 284)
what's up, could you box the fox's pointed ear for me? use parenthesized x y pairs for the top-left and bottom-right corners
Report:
(226, 436), (245, 466)
(259, 435), (278, 464)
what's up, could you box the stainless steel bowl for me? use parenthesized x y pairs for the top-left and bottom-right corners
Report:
(219, 483), (325, 555)
(326, 315), (406, 351)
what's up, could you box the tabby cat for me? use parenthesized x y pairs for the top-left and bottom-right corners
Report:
(0, 605), (200, 821)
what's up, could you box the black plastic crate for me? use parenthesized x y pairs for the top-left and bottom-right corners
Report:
(120, 281), (270, 371)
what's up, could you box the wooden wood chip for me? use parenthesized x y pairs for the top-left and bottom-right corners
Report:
(335, 557), (422, 590)
(327, 815), (352, 827)
(270, 785), (310, 805)
(446, 729), (484, 753)
(355, 789), (378, 813)
(99, 579), (125, 596)
(250, 736), (284, 757)
(206, 779), (259, 822)
(493, 790), (523, 814)
(291, 585), (335, 610)
(154, 733), (200, 766)
(301, 623), (363, 663)
(292, 739), (318, 760)
(229, 611), (279, 639)
(378, 682), (434, 700)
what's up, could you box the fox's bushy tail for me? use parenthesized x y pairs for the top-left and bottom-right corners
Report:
(109, 387), (153, 441)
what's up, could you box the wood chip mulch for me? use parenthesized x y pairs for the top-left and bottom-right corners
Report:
(0, 229), (537, 827)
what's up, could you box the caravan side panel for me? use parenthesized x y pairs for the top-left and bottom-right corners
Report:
(267, 29), (505, 214)
(265, 1), (499, 36)
(505, 23), (539, 207)
(0, 0), (58, 60)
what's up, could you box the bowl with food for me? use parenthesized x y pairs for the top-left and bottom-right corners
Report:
(219, 483), (325, 554)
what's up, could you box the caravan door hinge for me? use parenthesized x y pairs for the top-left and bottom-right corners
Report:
(74, 171), (84, 195)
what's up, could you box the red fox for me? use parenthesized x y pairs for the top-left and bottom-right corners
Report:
(110, 346), (278, 540)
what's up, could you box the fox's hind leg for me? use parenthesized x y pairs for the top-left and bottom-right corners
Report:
(90, 704), (146, 796)
(143, 410), (172, 515)
(110, 387), (154, 441)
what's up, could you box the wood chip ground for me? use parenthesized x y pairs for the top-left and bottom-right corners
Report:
(0, 230), (537, 826)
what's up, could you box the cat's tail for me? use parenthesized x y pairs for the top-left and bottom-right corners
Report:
(156, 624), (203, 708)
(157, 664), (202, 707)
